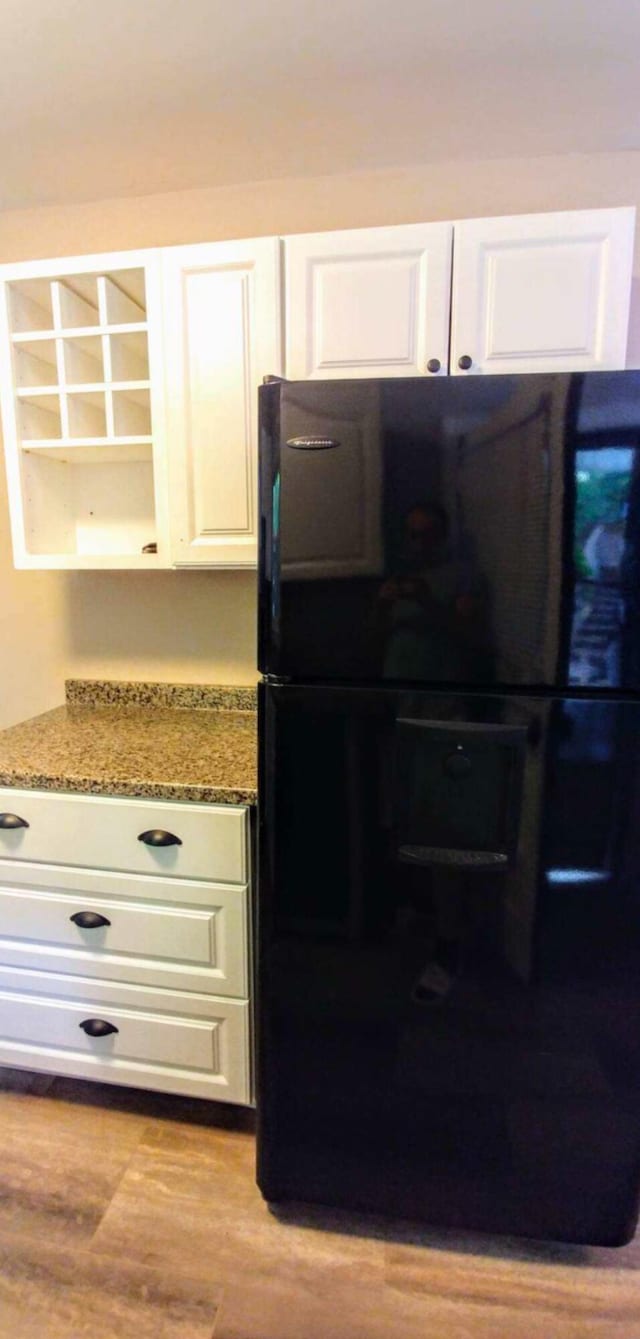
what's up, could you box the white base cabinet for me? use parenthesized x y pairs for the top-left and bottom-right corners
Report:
(0, 788), (253, 1105)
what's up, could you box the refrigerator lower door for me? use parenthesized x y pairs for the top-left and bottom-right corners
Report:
(257, 683), (640, 1244)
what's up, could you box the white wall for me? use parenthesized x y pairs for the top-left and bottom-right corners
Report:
(1, 148), (640, 723)
(0, 457), (67, 728)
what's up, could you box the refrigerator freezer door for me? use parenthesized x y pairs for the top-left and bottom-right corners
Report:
(258, 683), (640, 1244)
(259, 371), (640, 691)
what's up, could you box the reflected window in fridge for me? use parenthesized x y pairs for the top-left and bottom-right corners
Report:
(569, 445), (638, 687)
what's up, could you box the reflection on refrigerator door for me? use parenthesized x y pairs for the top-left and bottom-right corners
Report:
(260, 685), (640, 1242)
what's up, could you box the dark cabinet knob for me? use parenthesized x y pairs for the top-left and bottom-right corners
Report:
(79, 1018), (119, 1038)
(0, 813), (29, 830)
(426, 358), (441, 374)
(458, 354), (473, 370)
(138, 829), (182, 847)
(70, 911), (111, 930)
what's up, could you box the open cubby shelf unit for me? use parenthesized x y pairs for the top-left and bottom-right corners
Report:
(9, 269), (151, 452)
(4, 264), (163, 565)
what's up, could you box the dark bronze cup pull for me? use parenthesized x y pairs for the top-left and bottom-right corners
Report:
(70, 911), (111, 930)
(138, 829), (183, 847)
(79, 1018), (119, 1038)
(0, 813), (29, 830)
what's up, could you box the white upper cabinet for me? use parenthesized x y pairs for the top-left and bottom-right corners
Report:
(450, 207), (636, 375)
(285, 208), (635, 384)
(0, 207), (635, 571)
(0, 249), (169, 569)
(162, 238), (282, 567)
(285, 223), (453, 379)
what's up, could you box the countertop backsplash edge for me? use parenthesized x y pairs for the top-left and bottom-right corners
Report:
(65, 679), (258, 711)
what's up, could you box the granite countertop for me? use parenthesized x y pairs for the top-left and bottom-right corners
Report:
(0, 680), (258, 805)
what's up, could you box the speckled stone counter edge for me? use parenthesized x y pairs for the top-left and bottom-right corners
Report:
(0, 772), (256, 805)
(65, 679), (257, 711)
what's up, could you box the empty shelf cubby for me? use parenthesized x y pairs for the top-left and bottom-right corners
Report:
(13, 339), (58, 389)
(61, 335), (104, 386)
(19, 394), (62, 442)
(8, 279), (54, 333)
(108, 330), (149, 381)
(20, 450), (158, 559)
(112, 387), (151, 438)
(52, 277), (100, 330)
(66, 391), (107, 439)
(99, 271), (146, 325)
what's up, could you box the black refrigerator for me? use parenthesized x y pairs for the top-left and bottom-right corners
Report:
(257, 370), (640, 1245)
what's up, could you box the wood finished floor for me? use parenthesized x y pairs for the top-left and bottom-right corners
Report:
(0, 1068), (639, 1338)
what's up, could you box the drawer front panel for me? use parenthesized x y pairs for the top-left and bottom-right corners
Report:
(0, 862), (250, 1001)
(0, 983), (250, 1103)
(0, 887), (213, 961)
(0, 790), (248, 883)
(0, 881), (248, 996)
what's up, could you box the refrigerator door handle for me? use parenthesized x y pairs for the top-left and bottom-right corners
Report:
(285, 436), (341, 450)
(398, 844), (509, 870)
(396, 717), (528, 746)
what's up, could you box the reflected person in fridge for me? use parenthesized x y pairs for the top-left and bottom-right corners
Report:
(378, 502), (490, 682)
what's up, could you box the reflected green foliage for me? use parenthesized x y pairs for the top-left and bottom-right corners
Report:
(574, 468), (631, 577)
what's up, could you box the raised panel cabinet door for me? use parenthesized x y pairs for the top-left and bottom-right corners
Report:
(450, 207), (636, 376)
(162, 238), (282, 567)
(285, 223), (453, 379)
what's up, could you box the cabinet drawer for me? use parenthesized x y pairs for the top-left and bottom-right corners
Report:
(0, 974), (250, 1104)
(0, 875), (248, 997)
(0, 789), (247, 883)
